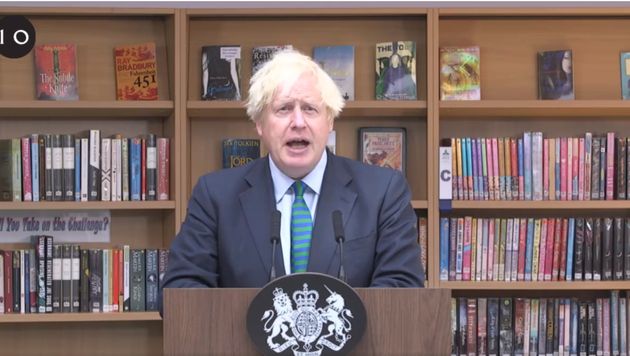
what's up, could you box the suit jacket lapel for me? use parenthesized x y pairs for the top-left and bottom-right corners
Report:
(239, 157), (287, 279)
(308, 153), (357, 274)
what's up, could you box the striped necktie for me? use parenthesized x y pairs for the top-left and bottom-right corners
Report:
(291, 180), (313, 273)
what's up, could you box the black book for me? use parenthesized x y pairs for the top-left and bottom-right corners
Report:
(593, 218), (602, 281)
(89, 249), (103, 312)
(130, 249), (146, 311)
(587, 301), (597, 356)
(613, 217), (624, 280)
(553, 299), (560, 355)
(52, 244), (62, 312)
(62, 134), (75, 201)
(459, 297), (467, 356)
(37, 135), (46, 201)
(625, 218), (630, 279)
(146, 134), (157, 201)
(602, 217), (614, 280)
(513, 298), (525, 355)
(466, 298), (477, 355)
(80, 249), (90, 312)
(12, 251), (20, 313)
(88, 129), (101, 201)
(617, 137), (627, 200)
(574, 218), (585, 281)
(44, 134), (53, 201)
(145, 249), (158, 311)
(538, 299), (546, 355)
(499, 298), (513, 356)
(578, 302), (588, 355)
(70, 245), (80, 312)
(45, 235), (53, 313)
(158, 249), (169, 289)
(546, 297), (554, 355)
(32, 235), (46, 313)
(51, 134), (63, 201)
(61, 244), (71, 313)
(584, 218), (594, 280)
(487, 298), (499, 356)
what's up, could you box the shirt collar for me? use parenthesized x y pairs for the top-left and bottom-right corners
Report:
(269, 150), (328, 203)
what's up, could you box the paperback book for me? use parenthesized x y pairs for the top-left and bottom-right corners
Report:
(252, 45), (292, 75)
(34, 44), (78, 100)
(538, 50), (574, 100)
(375, 41), (417, 100)
(222, 139), (260, 168)
(114, 42), (158, 100)
(313, 45), (355, 100)
(358, 127), (406, 173)
(201, 45), (242, 101)
(439, 46), (481, 100)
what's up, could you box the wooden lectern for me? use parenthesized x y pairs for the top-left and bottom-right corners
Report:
(163, 288), (451, 355)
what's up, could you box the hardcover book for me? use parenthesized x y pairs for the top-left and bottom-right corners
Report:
(201, 45), (241, 101)
(313, 45), (355, 100)
(439, 46), (481, 100)
(114, 42), (158, 100)
(538, 50), (574, 100)
(222, 138), (260, 169)
(252, 45), (292, 75)
(358, 127), (406, 173)
(34, 44), (78, 100)
(375, 41), (417, 100)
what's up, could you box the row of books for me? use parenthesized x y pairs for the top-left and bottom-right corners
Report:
(0, 131), (170, 202)
(440, 48), (630, 101)
(451, 292), (630, 356)
(439, 217), (630, 282)
(443, 132), (630, 201)
(0, 238), (168, 314)
(36, 43), (158, 101)
(202, 41), (417, 101)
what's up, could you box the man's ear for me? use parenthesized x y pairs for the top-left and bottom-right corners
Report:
(255, 118), (263, 136)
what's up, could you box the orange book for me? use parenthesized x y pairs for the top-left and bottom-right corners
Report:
(114, 42), (158, 100)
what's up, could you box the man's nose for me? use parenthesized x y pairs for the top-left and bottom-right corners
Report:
(290, 108), (306, 127)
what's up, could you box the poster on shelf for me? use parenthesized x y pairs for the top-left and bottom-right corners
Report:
(0, 210), (111, 243)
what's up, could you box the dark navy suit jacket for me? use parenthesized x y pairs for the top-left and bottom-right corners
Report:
(160, 152), (424, 298)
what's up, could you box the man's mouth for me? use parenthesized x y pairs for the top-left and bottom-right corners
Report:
(286, 139), (310, 149)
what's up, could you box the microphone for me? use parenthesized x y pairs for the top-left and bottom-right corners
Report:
(332, 210), (347, 283)
(269, 210), (281, 281)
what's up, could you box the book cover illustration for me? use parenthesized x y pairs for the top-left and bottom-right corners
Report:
(313, 45), (355, 100)
(114, 42), (158, 100)
(201, 45), (242, 101)
(620, 51), (630, 99)
(440, 46), (481, 100)
(252, 45), (292, 75)
(34, 44), (78, 100)
(538, 50), (574, 100)
(375, 41), (417, 100)
(358, 127), (406, 173)
(222, 138), (260, 168)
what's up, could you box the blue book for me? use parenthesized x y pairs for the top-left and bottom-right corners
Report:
(31, 135), (39, 202)
(24, 250), (30, 313)
(566, 218), (575, 281)
(460, 137), (468, 199)
(471, 138), (478, 200)
(621, 52), (630, 99)
(439, 217), (449, 281)
(525, 218), (534, 281)
(523, 132), (532, 200)
(222, 139), (260, 169)
(466, 138), (473, 199)
(517, 138), (524, 200)
(75, 138), (81, 201)
(130, 138), (141, 201)
(313, 45), (355, 101)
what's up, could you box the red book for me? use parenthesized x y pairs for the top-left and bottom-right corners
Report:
(463, 217), (472, 281)
(466, 299), (477, 355)
(572, 137), (579, 200)
(3, 251), (12, 313)
(578, 137), (585, 200)
(551, 218), (562, 280)
(21, 137), (32, 202)
(517, 218), (527, 281)
(492, 138), (499, 201)
(544, 218), (555, 280)
(559, 218), (569, 280)
(34, 44), (78, 100)
(141, 138), (147, 201)
(157, 138), (170, 201)
(510, 138), (518, 200)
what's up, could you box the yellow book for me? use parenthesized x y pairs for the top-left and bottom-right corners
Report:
(452, 138), (458, 200)
(114, 42), (158, 100)
(456, 138), (463, 200)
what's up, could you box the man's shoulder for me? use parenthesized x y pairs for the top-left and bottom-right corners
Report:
(196, 158), (266, 190)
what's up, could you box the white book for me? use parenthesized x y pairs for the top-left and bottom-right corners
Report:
(81, 138), (89, 201)
(121, 138), (129, 201)
(101, 138), (111, 202)
(511, 218), (520, 281)
(61, 247), (71, 311)
(504, 218), (513, 281)
(481, 218), (489, 281)
(89, 130), (101, 201)
(439, 145), (453, 200)
(111, 138), (122, 202)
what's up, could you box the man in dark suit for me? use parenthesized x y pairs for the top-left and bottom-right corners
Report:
(160, 50), (424, 296)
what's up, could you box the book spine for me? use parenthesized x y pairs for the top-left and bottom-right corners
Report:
(61, 134), (75, 201)
(74, 138), (81, 201)
(440, 217), (450, 281)
(591, 137), (601, 200)
(584, 218), (594, 280)
(61, 244), (71, 312)
(518, 138), (525, 201)
(606, 132), (615, 200)
(51, 134), (63, 201)
(130, 249), (145, 311)
(121, 138), (129, 201)
(602, 217), (613, 280)
(141, 138), (147, 200)
(561, 137), (568, 200)
(102, 249), (109, 312)
(130, 138), (141, 201)
(499, 297), (514, 355)
(80, 249), (89, 312)
(625, 218), (630, 280)
(567, 137), (573, 201)
(21, 137), (32, 201)
(28, 249), (36, 313)
(613, 217), (624, 280)
(146, 134), (157, 200)
(618, 138), (627, 200)
(566, 218), (575, 281)
(89, 249), (102, 312)
(80, 138), (89, 201)
(111, 138), (121, 202)
(45, 236), (53, 313)
(35, 236), (45, 313)
(594, 218), (603, 281)
(572, 137), (579, 200)
(573, 218), (585, 281)
(29, 134), (39, 202)
(584, 133), (592, 201)
(52, 244), (62, 312)
(71, 245), (79, 312)
(600, 136), (607, 200)
(578, 137), (585, 200)
(88, 129), (101, 201)
(158, 249), (169, 290)
(145, 249), (158, 311)
(101, 138), (111, 202)
(611, 292), (620, 355)
(157, 137), (170, 201)
(123, 245), (130, 311)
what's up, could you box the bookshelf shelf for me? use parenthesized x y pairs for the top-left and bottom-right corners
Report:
(449, 200), (630, 210)
(0, 101), (174, 118)
(439, 100), (630, 118)
(411, 200), (429, 209)
(0, 201), (177, 211)
(440, 281), (630, 290)
(0, 312), (161, 323)
(187, 100), (428, 119)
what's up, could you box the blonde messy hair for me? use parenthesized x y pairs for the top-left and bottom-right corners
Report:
(245, 50), (344, 122)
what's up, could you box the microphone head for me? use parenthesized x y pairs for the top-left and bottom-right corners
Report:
(332, 210), (344, 242)
(271, 210), (281, 243)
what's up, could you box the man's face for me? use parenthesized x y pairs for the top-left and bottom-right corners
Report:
(256, 72), (333, 179)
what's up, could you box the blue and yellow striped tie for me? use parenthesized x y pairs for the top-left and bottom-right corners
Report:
(291, 181), (312, 273)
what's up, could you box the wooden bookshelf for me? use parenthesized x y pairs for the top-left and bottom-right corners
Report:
(0, 201), (176, 210)
(449, 200), (630, 210)
(441, 281), (630, 291)
(0, 312), (161, 323)
(0, 100), (174, 118)
(440, 100), (630, 118)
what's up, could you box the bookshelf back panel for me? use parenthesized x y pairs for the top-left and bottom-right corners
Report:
(0, 322), (162, 355)
(0, 16), (171, 101)
(441, 117), (630, 139)
(0, 211), (170, 251)
(188, 117), (427, 201)
(439, 17), (630, 100)
(187, 16), (427, 101)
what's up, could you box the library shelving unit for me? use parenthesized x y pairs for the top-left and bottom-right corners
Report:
(434, 7), (630, 299)
(181, 8), (434, 281)
(0, 7), (182, 355)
